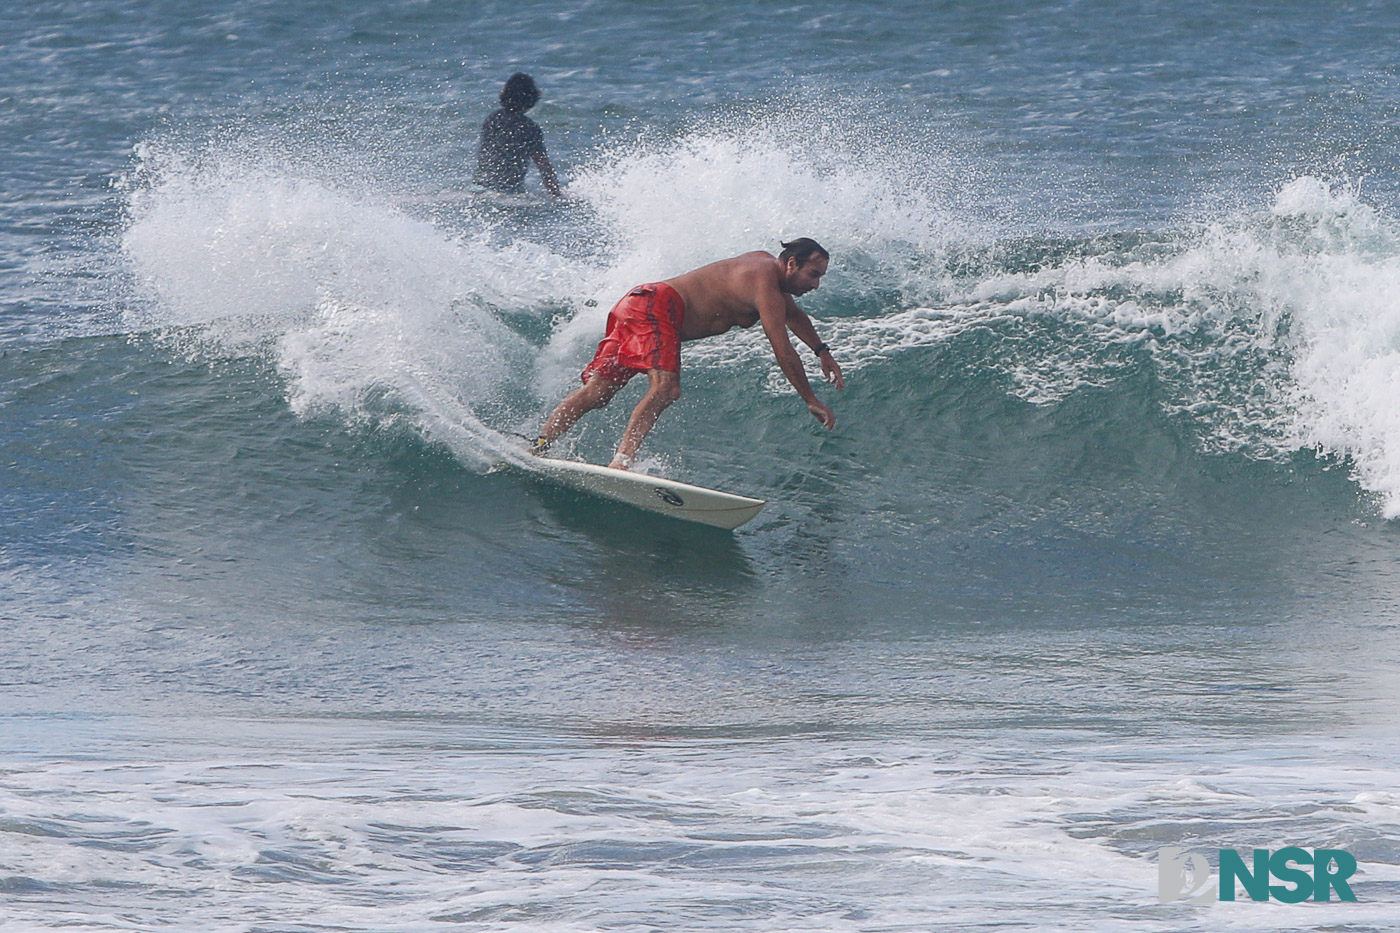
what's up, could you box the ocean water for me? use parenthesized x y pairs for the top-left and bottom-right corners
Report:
(4, 1), (1400, 929)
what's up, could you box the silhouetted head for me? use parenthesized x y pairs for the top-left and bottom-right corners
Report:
(499, 73), (540, 112)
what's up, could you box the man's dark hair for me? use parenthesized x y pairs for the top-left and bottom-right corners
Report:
(499, 73), (540, 112)
(778, 237), (829, 266)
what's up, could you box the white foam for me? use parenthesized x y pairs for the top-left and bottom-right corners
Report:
(5, 718), (1399, 932)
(1256, 179), (1400, 515)
(121, 140), (590, 468)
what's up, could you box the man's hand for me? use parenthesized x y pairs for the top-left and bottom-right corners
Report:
(821, 354), (845, 389)
(807, 399), (836, 429)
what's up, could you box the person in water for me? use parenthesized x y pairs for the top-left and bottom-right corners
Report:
(532, 238), (845, 470)
(475, 72), (562, 197)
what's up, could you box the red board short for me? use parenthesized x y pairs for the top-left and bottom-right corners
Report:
(580, 282), (686, 386)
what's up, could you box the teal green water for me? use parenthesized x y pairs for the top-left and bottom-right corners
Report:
(4, 1), (1400, 929)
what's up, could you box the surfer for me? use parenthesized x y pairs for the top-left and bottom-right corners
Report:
(531, 238), (845, 470)
(475, 73), (562, 197)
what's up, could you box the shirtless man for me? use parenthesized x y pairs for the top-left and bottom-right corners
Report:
(532, 238), (845, 470)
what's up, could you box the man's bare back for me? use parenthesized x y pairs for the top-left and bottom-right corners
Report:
(533, 239), (844, 469)
(666, 251), (784, 340)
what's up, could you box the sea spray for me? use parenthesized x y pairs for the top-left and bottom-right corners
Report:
(1259, 178), (1400, 516)
(539, 104), (985, 395)
(120, 140), (588, 468)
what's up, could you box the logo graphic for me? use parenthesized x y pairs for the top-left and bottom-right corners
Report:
(1159, 847), (1216, 904)
(1158, 847), (1358, 904)
(654, 488), (684, 507)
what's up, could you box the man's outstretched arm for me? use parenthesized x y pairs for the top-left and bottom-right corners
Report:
(756, 282), (836, 429)
(784, 301), (845, 389)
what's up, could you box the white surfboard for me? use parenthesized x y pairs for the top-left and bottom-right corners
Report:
(528, 456), (765, 530)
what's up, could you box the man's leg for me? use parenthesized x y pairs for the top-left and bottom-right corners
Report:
(535, 374), (625, 451)
(610, 369), (680, 470)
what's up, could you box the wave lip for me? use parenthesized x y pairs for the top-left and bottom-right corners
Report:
(119, 121), (1400, 519)
(1258, 178), (1400, 516)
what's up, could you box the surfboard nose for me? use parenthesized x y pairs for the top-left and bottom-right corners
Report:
(524, 456), (765, 529)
